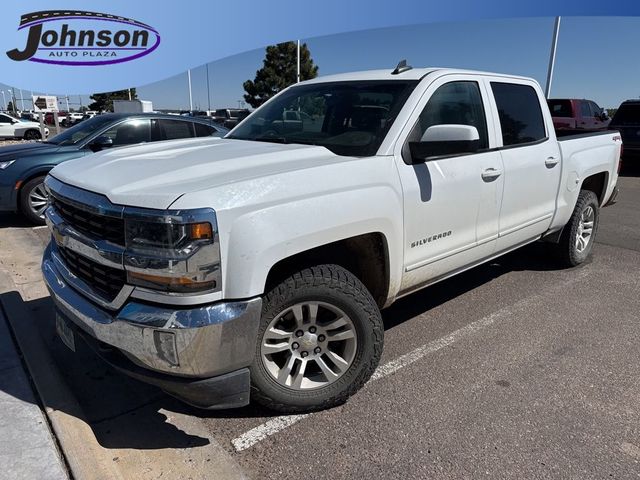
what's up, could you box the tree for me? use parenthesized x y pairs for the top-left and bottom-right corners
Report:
(243, 42), (318, 108)
(88, 88), (137, 112)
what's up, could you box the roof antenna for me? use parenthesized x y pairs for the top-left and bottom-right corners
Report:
(391, 59), (413, 75)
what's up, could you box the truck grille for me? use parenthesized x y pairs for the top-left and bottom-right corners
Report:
(51, 197), (125, 246)
(57, 246), (126, 300)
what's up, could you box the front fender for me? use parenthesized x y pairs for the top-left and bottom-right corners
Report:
(217, 186), (404, 302)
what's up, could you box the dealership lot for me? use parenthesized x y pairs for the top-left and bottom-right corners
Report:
(0, 173), (638, 479)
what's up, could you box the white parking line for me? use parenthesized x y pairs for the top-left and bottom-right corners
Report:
(231, 310), (504, 452)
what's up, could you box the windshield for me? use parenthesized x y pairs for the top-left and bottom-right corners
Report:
(228, 80), (418, 156)
(611, 104), (640, 125)
(46, 115), (115, 146)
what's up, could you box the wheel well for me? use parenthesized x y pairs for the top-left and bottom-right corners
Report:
(580, 172), (608, 205)
(265, 233), (390, 307)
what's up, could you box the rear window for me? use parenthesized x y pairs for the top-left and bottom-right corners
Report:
(159, 119), (195, 140)
(611, 104), (640, 126)
(491, 82), (546, 146)
(548, 100), (572, 118)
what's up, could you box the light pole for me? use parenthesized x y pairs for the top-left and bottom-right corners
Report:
(1, 91), (6, 111)
(19, 89), (25, 111)
(545, 16), (561, 99)
(187, 69), (193, 112)
(206, 64), (211, 112)
(8, 89), (17, 114)
(296, 40), (301, 83)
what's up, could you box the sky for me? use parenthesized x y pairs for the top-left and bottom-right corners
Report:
(1, 16), (640, 111)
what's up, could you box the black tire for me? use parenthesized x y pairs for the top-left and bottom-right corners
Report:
(19, 176), (49, 225)
(23, 129), (41, 140)
(250, 264), (384, 413)
(555, 190), (600, 267)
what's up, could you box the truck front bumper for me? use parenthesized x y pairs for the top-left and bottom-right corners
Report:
(42, 244), (262, 409)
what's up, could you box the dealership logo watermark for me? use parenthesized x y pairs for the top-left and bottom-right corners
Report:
(6, 10), (160, 66)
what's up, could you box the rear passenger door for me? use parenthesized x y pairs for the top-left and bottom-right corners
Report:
(486, 80), (562, 251)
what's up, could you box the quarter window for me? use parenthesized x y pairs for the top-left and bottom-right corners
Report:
(491, 82), (546, 146)
(194, 122), (217, 137)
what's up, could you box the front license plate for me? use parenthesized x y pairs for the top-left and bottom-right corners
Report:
(55, 314), (75, 352)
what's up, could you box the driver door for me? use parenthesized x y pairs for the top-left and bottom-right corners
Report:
(395, 76), (504, 295)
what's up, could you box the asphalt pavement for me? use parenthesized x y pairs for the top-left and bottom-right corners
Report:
(0, 170), (638, 479)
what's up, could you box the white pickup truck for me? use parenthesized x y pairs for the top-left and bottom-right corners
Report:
(42, 66), (621, 412)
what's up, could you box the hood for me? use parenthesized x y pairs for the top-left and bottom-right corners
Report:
(49, 137), (348, 209)
(0, 141), (62, 159)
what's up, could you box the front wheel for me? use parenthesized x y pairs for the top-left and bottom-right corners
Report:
(250, 264), (384, 413)
(19, 176), (49, 225)
(555, 190), (600, 267)
(23, 129), (41, 140)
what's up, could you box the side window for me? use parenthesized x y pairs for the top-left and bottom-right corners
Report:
(102, 119), (151, 146)
(159, 119), (195, 140)
(590, 101), (602, 117)
(415, 81), (489, 150)
(580, 101), (592, 117)
(491, 82), (546, 146)
(0, 114), (12, 124)
(194, 122), (217, 137)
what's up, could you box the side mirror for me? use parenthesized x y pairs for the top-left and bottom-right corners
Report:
(409, 124), (480, 164)
(89, 135), (114, 152)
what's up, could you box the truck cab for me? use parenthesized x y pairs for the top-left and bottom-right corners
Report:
(548, 98), (610, 131)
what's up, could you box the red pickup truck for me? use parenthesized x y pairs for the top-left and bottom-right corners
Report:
(547, 99), (610, 131)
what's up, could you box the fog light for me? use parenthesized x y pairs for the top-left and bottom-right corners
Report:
(153, 330), (179, 366)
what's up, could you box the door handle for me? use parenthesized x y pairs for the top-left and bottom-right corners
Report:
(545, 156), (560, 167)
(481, 167), (502, 181)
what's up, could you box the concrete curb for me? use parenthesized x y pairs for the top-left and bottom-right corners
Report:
(1, 290), (125, 480)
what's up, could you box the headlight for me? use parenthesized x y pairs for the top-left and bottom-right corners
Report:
(0, 160), (16, 170)
(123, 209), (221, 294)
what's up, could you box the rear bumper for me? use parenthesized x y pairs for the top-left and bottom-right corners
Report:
(43, 243), (262, 409)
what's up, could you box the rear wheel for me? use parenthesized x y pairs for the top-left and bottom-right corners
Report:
(23, 129), (41, 140)
(250, 264), (383, 413)
(19, 176), (49, 225)
(555, 190), (600, 267)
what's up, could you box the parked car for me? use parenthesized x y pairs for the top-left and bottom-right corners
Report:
(0, 113), (228, 224)
(609, 100), (640, 160)
(211, 108), (250, 129)
(42, 66), (621, 413)
(45, 112), (68, 125)
(547, 98), (610, 131)
(61, 112), (85, 127)
(0, 112), (49, 140)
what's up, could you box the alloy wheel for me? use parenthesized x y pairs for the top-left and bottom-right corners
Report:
(260, 301), (358, 390)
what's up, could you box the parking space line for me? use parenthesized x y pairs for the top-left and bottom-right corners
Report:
(231, 309), (505, 452)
